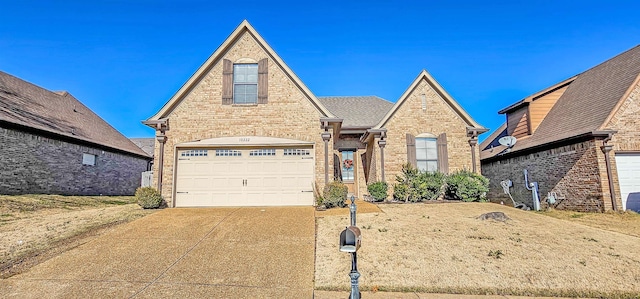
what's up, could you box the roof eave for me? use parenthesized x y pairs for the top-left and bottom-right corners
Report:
(481, 130), (616, 163)
(1, 120), (151, 159)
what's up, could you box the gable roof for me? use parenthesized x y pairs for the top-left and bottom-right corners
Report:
(318, 96), (393, 128)
(374, 70), (485, 130)
(481, 45), (640, 160)
(147, 20), (334, 121)
(0, 71), (149, 158)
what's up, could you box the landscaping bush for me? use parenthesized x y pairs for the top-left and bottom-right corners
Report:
(444, 170), (489, 202)
(412, 171), (446, 201)
(367, 181), (388, 202)
(322, 181), (348, 208)
(135, 187), (164, 209)
(393, 163), (445, 202)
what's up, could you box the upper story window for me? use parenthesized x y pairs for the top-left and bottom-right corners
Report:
(222, 58), (268, 105)
(416, 137), (438, 172)
(233, 64), (258, 104)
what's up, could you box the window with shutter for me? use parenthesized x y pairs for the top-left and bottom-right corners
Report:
(222, 58), (269, 105)
(437, 133), (449, 173)
(416, 137), (438, 172)
(406, 133), (416, 167)
(233, 64), (258, 104)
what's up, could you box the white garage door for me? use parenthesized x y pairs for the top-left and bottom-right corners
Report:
(175, 147), (314, 207)
(615, 154), (640, 212)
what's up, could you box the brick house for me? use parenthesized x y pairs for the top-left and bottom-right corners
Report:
(480, 45), (640, 212)
(0, 71), (151, 195)
(145, 20), (487, 207)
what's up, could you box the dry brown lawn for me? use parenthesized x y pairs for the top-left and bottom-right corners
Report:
(541, 209), (640, 238)
(315, 202), (640, 298)
(0, 194), (155, 277)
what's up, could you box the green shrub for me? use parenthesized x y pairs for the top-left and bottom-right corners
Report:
(367, 181), (388, 202)
(322, 181), (348, 208)
(412, 171), (446, 201)
(445, 170), (489, 202)
(135, 187), (164, 209)
(393, 182), (410, 201)
(393, 163), (445, 202)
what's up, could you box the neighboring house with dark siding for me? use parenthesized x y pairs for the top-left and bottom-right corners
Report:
(480, 45), (640, 212)
(0, 71), (151, 195)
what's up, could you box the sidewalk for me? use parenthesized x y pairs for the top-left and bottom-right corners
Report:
(314, 291), (585, 298)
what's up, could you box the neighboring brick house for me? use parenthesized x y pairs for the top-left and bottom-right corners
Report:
(480, 45), (640, 212)
(0, 71), (151, 195)
(144, 20), (487, 207)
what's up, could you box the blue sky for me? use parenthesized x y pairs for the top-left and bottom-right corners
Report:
(1, 1), (639, 141)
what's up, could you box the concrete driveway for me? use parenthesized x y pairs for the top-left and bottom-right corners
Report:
(1, 207), (315, 298)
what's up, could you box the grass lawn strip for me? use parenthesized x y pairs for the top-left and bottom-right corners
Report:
(0, 195), (154, 277)
(315, 202), (640, 298)
(541, 209), (640, 238)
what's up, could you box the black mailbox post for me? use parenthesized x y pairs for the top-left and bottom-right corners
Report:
(339, 196), (361, 299)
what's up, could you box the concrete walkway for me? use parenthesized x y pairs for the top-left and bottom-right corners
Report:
(314, 291), (579, 298)
(1, 207), (316, 298)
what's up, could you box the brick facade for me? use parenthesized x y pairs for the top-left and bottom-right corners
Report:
(376, 79), (478, 192)
(150, 23), (484, 206)
(153, 31), (327, 206)
(481, 139), (623, 212)
(0, 126), (148, 195)
(481, 83), (640, 212)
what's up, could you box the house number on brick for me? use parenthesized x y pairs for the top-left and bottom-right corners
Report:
(239, 137), (250, 142)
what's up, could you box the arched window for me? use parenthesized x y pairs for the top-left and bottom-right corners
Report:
(416, 133), (438, 172)
(407, 133), (448, 173)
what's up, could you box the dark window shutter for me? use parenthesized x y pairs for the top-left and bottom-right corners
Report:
(437, 133), (449, 174)
(258, 58), (268, 104)
(406, 133), (416, 167)
(222, 59), (233, 105)
(333, 153), (342, 181)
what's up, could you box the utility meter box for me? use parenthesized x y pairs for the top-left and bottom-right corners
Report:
(339, 226), (362, 252)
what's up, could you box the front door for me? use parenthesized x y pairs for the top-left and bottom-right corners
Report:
(340, 150), (357, 197)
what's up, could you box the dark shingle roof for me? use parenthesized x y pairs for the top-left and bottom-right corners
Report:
(317, 96), (394, 128)
(481, 45), (640, 160)
(0, 71), (149, 157)
(130, 138), (155, 157)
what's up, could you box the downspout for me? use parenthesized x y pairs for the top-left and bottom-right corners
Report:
(601, 133), (618, 211)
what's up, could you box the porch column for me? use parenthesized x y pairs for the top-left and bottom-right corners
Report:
(378, 138), (386, 182)
(156, 133), (167, 193)
(601, 143), (618, 211)
(322, 132), (332, 184)
(468, 137), (478, 173)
